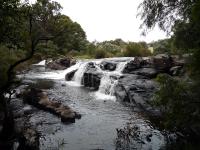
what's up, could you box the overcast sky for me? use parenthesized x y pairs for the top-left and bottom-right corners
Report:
(32, 0), (168, 42)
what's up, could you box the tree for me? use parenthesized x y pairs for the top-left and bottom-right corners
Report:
(139, 0), (200, 143)
(0, 0), (66, 141)
(123, 42), (151, 57)
(150, 38), (175, 54)
(138, 0), (195, 34)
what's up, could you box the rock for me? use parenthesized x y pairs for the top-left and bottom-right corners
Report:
(83, 68), (102, 90)
(65, 69), (77, 81)
(87, 62), (96, 68)
(58, 58), (71, 68)
(80, 62), (103, 90)
(100, 61), (117, 71)
(153, 54), (173, 73)
(131, 68), (158, 79)
(114, 74), (160, 116)
(61, 112), (76, 123)
(146, 134), (153, 142)
(22, 88), (81, 123)
(46, 61), (67, 70)
(123, 57), (148, 73)
(46, 57), (75, 70)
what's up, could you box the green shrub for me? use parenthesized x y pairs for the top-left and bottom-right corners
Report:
(0, 45), (25, 88)
(153, 74), (200, 136)
(123, 42), (151, 57)
(94, 49), (108, 59)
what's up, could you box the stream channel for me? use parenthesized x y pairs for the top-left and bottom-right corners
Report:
(18, 58), (166, 150)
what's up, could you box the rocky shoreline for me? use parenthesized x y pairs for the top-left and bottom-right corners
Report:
(63, 54), (186, 116)
(0, 54), (187, 149)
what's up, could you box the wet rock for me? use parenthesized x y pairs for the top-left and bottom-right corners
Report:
(114, 74), (160, 116)
(100, 61), (117, 71)
(87, 62), (96, 68)
(46, 57), (75, 70)
(122, 57), (149, 73)
(83, 64), (102, 90)
(146, 134), (153, 142)
(22, 88), (81, 123)
(83, 71), (102, 90)
(65, 69), (77, 81)
(131, 68), (158, 79)
(153, 54), (173, 73)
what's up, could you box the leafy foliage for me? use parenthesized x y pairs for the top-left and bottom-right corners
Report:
(154, 74), (200, 137)
(140, 0), (200, 141)
(149, 38), (177, 54)
(94, 48), (108, 59)
(123, 42), (151, 57)
(138, 0), (195, 33)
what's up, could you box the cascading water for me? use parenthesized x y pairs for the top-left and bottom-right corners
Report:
(18, 57), (166, 150)
(94, 61), (129, 100)
(95, 74), (118, 100)
(115, 61), (128, 73)
(34, 60), (46, 66)
(72, 62), (89, 86)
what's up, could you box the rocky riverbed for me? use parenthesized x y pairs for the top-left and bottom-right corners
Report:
(10, 55), (185, 149)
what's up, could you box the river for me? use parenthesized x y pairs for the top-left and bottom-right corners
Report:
(18, 58), (166, 150)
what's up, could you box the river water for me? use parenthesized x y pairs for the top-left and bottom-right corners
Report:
(19, 58), (166, 150)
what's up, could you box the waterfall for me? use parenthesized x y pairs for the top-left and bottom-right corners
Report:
(72, 62), (89, 86)
(115, 61), (128, 73)
(95, 74), (118, 101)
(94, 60), (129, 100)
(34, 60), (46, 66)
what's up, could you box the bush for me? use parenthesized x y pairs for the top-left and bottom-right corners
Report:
(152, 74), (200, 137)
(0, 45), (26, 88)
(94, 49), (108, 59)
(123, 42), (151, 57)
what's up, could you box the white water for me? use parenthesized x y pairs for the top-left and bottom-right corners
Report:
(65, 59), (130, 100)
(24, 58), (131, 100)
(23, 62), (82, 80)
(34, 60), (46, 66)
(94, 61), (129, 101)
(20, 57), (166, 150)
(71, 62), (89, 86)
(94, 74), (118, 101)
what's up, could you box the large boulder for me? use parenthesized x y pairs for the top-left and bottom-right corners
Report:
(122, 57), (150, 73)
(83, 68), (102, 90)
(65, 69), (77, 81)
(22, 88), (81, 123)
(100, 61), (117, 71)
(131, 68), (158, 79)
(46, 57), (76, 70)
(114, 74), (160, 116)
(152, 54), (173, 73)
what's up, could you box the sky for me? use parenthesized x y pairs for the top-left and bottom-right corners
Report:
(31, 0), (168, 43)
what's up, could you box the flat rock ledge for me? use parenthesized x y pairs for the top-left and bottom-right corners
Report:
(22, 88), (81, 123)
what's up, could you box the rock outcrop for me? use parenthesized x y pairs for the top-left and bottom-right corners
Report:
(122, 57), (149, 73)
(100, 61), (117, 71)
(152, 54), (173, 73)
(114, 74), (160, 116)
(23, 88), (81, 123)
(65, 69), (77, 81)
(46, 57), (76, 70)
(82, 63), (102, 90)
